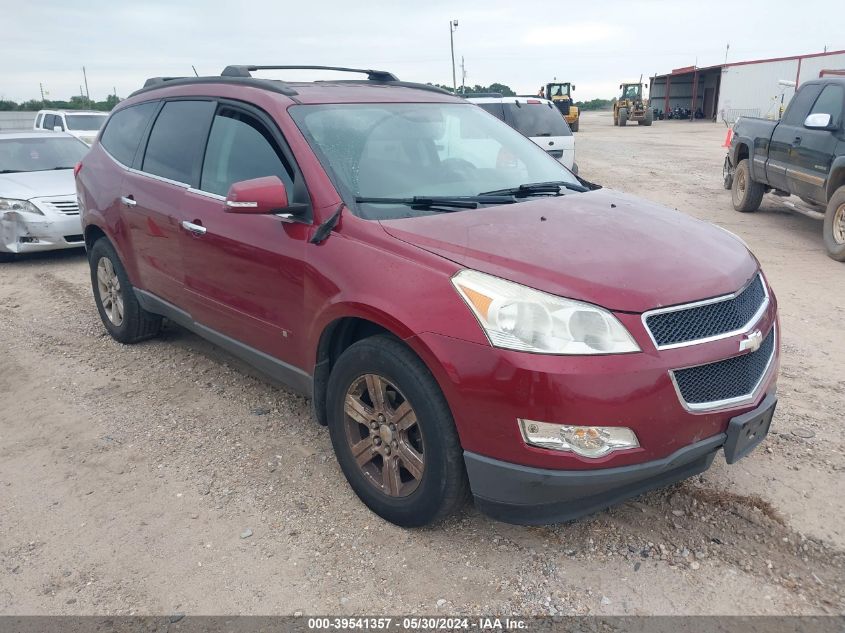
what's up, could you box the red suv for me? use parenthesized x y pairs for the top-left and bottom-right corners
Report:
(76, 66), (779, 527)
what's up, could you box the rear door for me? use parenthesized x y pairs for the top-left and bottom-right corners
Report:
(122, 99), (216, 304)
(767, 83), (822, 191)
(503, 101), (574, 169)
(785, 83), (844, 204)
(178, 101), (309, 369)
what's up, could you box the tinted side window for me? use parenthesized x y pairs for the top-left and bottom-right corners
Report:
(503, 103), (571, 137)
(809, 85), (844, 126)
(782, 85), (822, 126)
(142, 100), (215, 184)
(44, 114), (55, 129)
(200, 108), (293, 196)
(100, 102), (158, 166)
(35, 113), (44, 128)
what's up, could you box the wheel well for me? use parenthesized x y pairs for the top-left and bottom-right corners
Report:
(312, 318), (394, 425)
(828, 168), (845, 201)
(736, 143), (750, 163)
(84, 225), (107, 251)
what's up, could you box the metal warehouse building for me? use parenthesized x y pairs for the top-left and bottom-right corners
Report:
(649, 48), (845, 123)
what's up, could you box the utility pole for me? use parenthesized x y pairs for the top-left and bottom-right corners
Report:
(460, 56), (467, 94)
(724, 43), (730, 64)
(82, 66), (90, 106)
(449, 19), (459, 93)
(39, 83), (46, 106)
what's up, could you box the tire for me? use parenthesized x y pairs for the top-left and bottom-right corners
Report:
(326, 335), (469, 527)
(570, 118), (579, 132)
(823, 186), (845, 262)
(88, 237), (162, 343)
(618, 108), (628, 127)
(0, 252), (16, 263)
(612, 110), (618, 126)
(723, 155), (734, 190)
(731, 159), (764, 212)
(640, 110), (653, 126)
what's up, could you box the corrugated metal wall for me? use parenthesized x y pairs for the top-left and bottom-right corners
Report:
(799, 52), (845, 82)
(0, 111), (37, 131)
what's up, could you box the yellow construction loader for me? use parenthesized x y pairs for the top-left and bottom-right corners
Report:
(613, 78), (652, 127)
(544, 82), (580, 132)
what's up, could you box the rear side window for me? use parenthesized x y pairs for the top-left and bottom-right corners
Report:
(503, 103), (571, 137)
(809, 85), (844, 127)
(200, 108), (293, 196)
(100, 102), (158, 167)
(35, 113), (44, 128)
(782, 84), (822, 126)
(142, 100), (215, 184)
(44, 114), (55, 130)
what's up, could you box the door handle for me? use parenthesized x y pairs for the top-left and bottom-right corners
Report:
(120, 195), (137, 207)
(181, 220), (207, 236)
(793, 136), (802, 146)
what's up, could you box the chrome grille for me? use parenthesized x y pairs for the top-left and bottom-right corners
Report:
(644, 274), (767, 349)
(36, 198), (80, 215)
(671, 327), (775, 411)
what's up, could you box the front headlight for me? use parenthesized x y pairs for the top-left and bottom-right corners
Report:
(0, 198), (43, 215)
(451, 269), (639, 354)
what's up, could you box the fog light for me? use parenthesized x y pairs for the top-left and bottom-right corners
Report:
(518, 419), (639, 458)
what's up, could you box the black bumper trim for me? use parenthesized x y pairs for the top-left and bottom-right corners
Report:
(464, 434), (726, 525)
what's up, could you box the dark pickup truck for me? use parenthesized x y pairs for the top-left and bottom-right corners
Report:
(725, 77), (845, 261)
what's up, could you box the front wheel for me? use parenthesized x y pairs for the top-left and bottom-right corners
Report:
(570, 118), (579, 132)
(731, 159), (764, 212)
(723, 155), (734, 190)
(326, 335), (468, 527)
(618, 108), (628, 126)
(823, 186), (845, 261)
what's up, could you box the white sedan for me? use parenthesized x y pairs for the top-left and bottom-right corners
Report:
(0, 132), (89, 260)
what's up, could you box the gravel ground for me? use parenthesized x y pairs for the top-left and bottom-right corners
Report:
(1, 111), (843, 616)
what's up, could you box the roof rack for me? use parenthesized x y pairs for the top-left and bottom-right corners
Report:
(143, 77), (188, 88)
(221, 65), (399, 82)
(462, 92), (504, 99)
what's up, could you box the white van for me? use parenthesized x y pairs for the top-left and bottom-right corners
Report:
(466, 96), (576, 173)
(33, 110), (108, 146)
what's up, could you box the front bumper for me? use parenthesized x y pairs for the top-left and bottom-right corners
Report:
(464, 392), (776, 525)
(0, 210), (83, 254)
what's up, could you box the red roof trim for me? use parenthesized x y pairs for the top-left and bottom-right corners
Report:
(725, 49), (845, 68)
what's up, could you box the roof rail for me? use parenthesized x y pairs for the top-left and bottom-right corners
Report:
(143, 77), (188, 88)
(462, 92), (504, 99)
(221, 65), (398, 82)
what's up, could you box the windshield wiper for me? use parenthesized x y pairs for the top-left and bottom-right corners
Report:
(355, 195), (515, 211)
(478, 180), (588, 197)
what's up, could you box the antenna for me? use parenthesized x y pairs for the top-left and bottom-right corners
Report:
(192, 65), (199, 77)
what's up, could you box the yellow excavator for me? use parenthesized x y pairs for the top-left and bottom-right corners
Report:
(613, 75), (652, 126)
(544, 82), (580, 132)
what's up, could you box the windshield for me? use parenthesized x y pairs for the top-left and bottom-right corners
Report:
(622, 85), (641, 99)
(64, 114), (107, 131)
(289, 103), (579, 219)
(0, 136), (89, 173)
(549, 84), (570, 98)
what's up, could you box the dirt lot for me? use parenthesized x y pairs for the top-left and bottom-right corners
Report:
(1, 110), (843, 616)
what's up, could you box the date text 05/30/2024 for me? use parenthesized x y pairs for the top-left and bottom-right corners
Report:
(307, 618), (528, 630)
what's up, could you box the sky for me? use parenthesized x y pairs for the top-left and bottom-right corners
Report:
(2, 0), (842, 103)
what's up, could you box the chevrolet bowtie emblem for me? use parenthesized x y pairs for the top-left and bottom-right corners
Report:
(739, 330), (763, 353)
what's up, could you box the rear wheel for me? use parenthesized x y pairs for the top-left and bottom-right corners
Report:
(618, 108), (628, 126)
(89, 238), (162, 343)
(823, 186), (845, 262)
(731, 159), (764, 212)
(639, 109), (653, 126)
(326, 335), (468, 527)
(723, 155), (734, 190)
(570, 118), (579, 132)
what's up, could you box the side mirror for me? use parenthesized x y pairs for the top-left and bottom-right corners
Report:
(804, 112), (833, 129)
(53, 125), (63, 132)
(224, 176), (307, 218)
(572, 85), (576, 91)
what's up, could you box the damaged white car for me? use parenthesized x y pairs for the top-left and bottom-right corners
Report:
(1, 132), (89, 260)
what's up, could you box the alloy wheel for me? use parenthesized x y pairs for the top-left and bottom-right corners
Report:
(343, 373), (425, 497)
(96, 257), (124, 326)
(833, 203), (845, 245)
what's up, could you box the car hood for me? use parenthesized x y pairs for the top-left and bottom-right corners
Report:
(0, 169), (76, 200)
(379, 189), (758, 313)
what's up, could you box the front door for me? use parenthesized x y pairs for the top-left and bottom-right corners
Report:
(766, 84), (822, 192)
(177, 103), (309, 372)
(785, 83), (844, 204)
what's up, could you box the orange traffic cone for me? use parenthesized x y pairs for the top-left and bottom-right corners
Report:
(722, 128), (733, 148)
